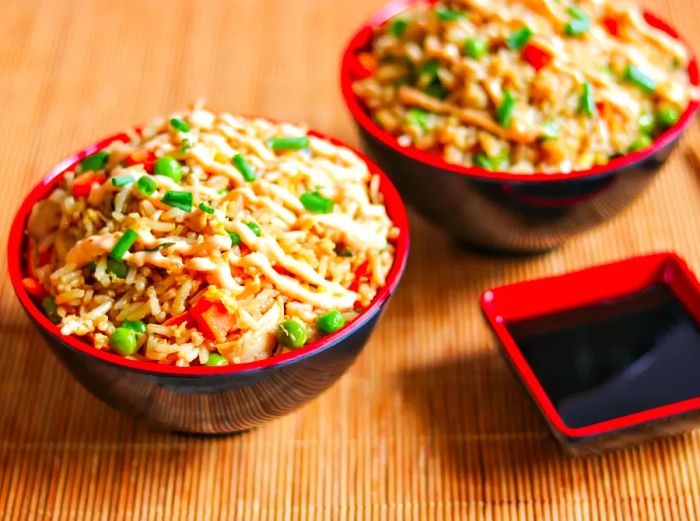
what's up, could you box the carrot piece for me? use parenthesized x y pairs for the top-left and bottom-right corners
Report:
(72, 171), (106, 198)
(190, 298), (235, 342)
(22, 277), (46, 298)
(357, 52), (378, 74)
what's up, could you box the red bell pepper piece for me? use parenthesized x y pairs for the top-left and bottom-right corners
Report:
(603, 16), (621, 36)
(523, 42), (553, 71)
(72, 171), (106, 199)
(126, 149), (157, 173)
(349, 260), (370, 292)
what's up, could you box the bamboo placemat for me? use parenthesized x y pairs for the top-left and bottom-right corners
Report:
(1, 0), (699, 519)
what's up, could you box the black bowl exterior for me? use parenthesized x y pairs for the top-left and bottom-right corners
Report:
(30, 309), (384, 434)
(357, 126), (676, 253)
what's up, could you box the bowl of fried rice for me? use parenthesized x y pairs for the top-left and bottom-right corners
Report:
(8, 104), (409, 433)
(341, 0), (699, 253)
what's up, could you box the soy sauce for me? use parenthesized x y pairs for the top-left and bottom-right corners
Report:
(507, 284), (700, 429)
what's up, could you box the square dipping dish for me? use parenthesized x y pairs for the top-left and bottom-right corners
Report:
(481, 252), (700, 454)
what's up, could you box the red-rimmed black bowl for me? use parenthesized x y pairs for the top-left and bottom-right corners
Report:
(341, 0), (700, 253)
(8, 126), (410, 434)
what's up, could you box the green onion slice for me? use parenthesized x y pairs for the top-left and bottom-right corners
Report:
(436, 8), (464, 21)
(110, 229), (138, 260)
(406, 108), (429, 133)
(170, 118), (190, 132)
(111, 175), (134, 187)
(506, 27), (533, 49)
(232, 154), (256, 182)
(578, 82), (597, 117)
(625, 65), (656, 94)
(143, 242), (175, 253)
(161, 190), (193, 212)
(496, 90), (517, 129)
(389, 18), (408, 38)
(226, 230), (241, 246)
(136, 176), (157, 196)
(246, 222), (262, 237)
(80, 151), (109, 172)
(198, 202), (215, 214)
(269, 137), (310, 151)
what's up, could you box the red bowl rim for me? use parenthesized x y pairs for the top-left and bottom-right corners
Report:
(480, 251), (700, 439)
(340, 0), (700, 183)
(7, 122), (410, 377)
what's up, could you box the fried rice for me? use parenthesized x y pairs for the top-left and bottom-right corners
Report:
(352, 0), (699, 173)
(26, 104), (398, 366)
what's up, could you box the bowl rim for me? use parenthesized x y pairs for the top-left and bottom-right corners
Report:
(8, 122), (411, 377)
(480, 251), (700, 439)
(340, 0), (700, 183)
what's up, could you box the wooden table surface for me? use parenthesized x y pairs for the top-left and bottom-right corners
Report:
(1, 0), (699, 519)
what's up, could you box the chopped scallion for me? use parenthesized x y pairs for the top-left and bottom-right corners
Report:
(232, 154), (256, 182)
(624, 65), (656, 94)
(170, 118), (190, 133)
(496, 90), (517, 129)
(161, 190), (193, 212)
(506, 27), (533, 49)
(436, 8), (464, 21)
(110, 229), (138, 260)
(111, 175), (134, 187)
(269, 137), (310, 151)
(246, 222), (262, 237)
(198, 202), (215, 214)
(136, 176), (157, 196)
(80, 151), (109, 172)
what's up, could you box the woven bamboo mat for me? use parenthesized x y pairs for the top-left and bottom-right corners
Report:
(1, 0), (699, 519)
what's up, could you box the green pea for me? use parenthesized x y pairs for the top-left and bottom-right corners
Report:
(246, 222), (262, 237)
(153, 156), (183, 183)
(122, 320), (146, 334)
(277, 319), (307, 348)
(41, 296), (61, 324)
(315, 310), (346, 336)
(638, 112), (655, 134)
(464, 38), (487, 59)
(107, 258), (129, 278)
(80, 151), (109, 172)
(109, 327), (137, 356)
(656, 107), (680, 130)
(206, 353), (228, 366)
(629, 134), (653, 152)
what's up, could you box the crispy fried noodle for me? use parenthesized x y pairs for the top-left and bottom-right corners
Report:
(26, 104), (398, 366)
